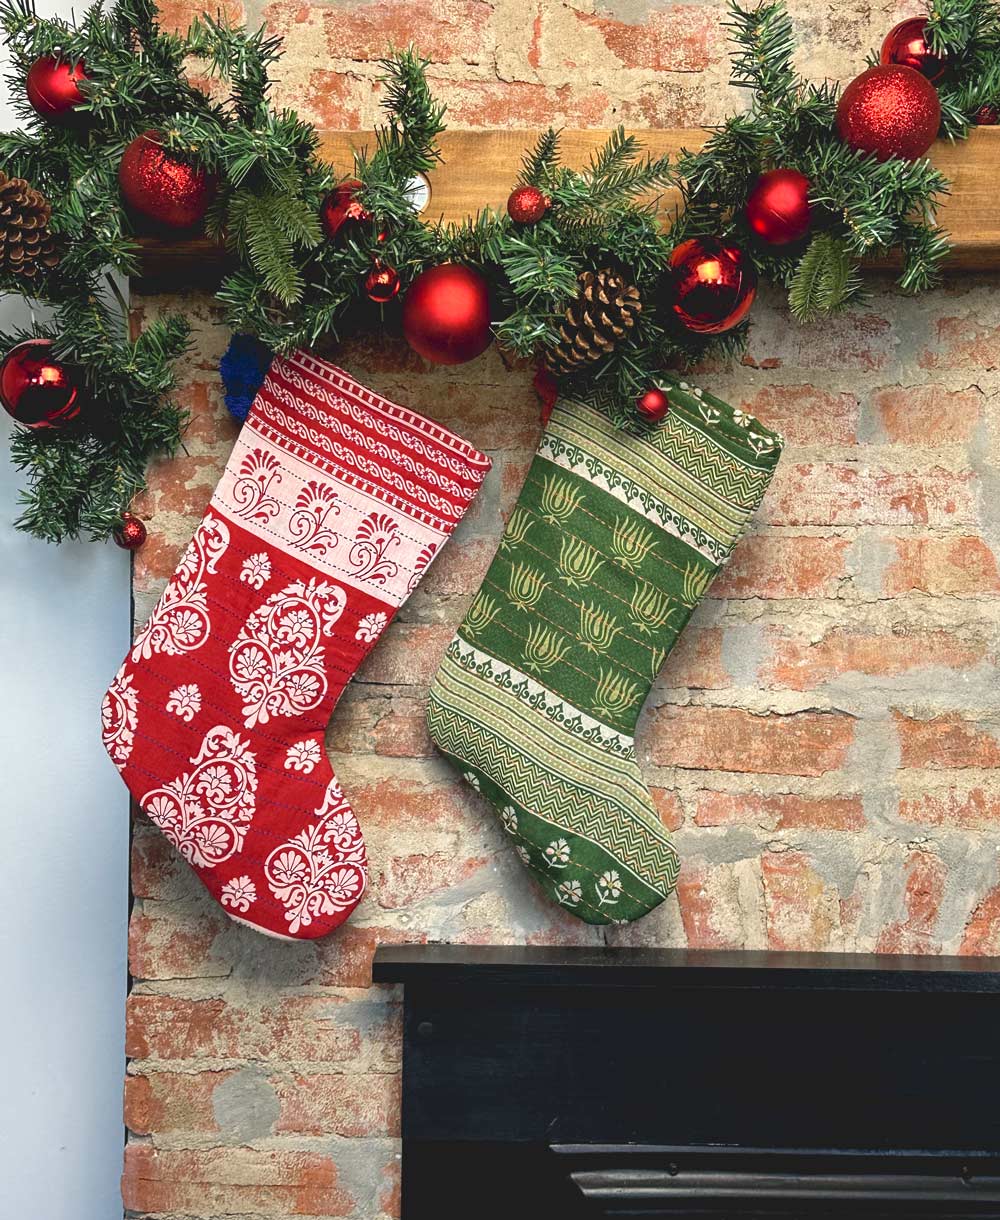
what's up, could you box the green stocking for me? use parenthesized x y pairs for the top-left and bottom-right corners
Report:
(427, 380), (783, 924)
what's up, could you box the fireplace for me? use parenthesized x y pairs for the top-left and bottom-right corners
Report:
(373, 945), (1000, 1218)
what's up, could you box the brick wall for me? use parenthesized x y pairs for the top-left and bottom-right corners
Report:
(124, 2), (1000, 1215)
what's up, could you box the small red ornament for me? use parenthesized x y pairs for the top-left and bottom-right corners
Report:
(113, 512), (147, 551)
(532, 362), (559, 425)
(364, 260), (401, 303)
(635, 386), (671, 423)
(0, 338), (79, 429)
(25, 55), (89, 122)
(118, 131), (216, 231)
(507, 184), (551, 225)
(402, 263), (493, 365)
(974, 103), (999, 126)
(880, 17), (947, 83)
(320, 179), (374, 241)
(835, 64), (941, 162)
(745, 168), (812, 246)
(666, 238), (758, 335)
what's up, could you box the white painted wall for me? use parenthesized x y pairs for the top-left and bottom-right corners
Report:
(0, 7), (131, 1216)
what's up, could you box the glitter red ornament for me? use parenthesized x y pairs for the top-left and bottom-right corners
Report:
(320, 179), (374, 241)
(635, 386), (671, 423)
(364, 260), (401, 303)
(118, 131), (216, 231)
(113, 512), (147, 550)
(666, 237), (758, 335)
(402, 263), (493, 365)
(745, 168), (812, 247)
(974, 103), (999, 125)
(0, 338), (80, 429)
(507, 184), (550, 224)
(880, 17), (947, 83)
(25, 55), (89, 122)
(835, 64), (941, 162)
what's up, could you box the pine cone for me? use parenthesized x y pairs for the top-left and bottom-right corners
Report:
(544, 268), (642, 376)
(0, 171), (59, 281)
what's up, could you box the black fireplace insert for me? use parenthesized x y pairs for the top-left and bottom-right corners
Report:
(372, 945), (1000, 1218)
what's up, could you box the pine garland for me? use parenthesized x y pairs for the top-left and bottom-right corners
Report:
(0, 0), (995, 541)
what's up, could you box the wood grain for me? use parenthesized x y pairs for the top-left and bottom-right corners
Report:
(134, 126), (1000, 286)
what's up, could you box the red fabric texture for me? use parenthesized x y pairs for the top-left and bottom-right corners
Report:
(102, 351), (491, 939)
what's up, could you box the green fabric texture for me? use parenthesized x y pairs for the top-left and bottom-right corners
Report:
(427, 378), (784, 924)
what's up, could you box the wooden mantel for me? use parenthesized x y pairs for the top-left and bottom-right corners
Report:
(135, 126), (1000, 285)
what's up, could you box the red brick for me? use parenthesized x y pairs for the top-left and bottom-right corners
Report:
(896, 711), (1000, 769)
(961, 886), (1000, 954)
(918, 315), (1000, 370)
(130, 825), (185, 900)
(648, 707), (854, 776)
(121, 1145), (353, 1216)
(765, 628), (987, 691)
(899, 786), (1000, 830)
(873, 385), (983, 443)
(357, 623), (453, 686)
(875, 850), (946, 955)
(274, 1072), (401, 1137)
(436, 79), (609, 128)
(349, 773), (476, 833)
(660, 627), (728, 689)
(762, 851), (837, 951)
(129, 905), (228, 982)
(313, 925), (427, 989)
(762, 463), (977, 527)
(694, 792), (865, 830)
(738, 385), (859, 446)
(712, 534), (848, 599)
(676, 860), (745, 950)
(745, 311), (892, 372)
(883, 535), (1000, 596)
(649, 786), (684, 831)
(376, 850), (490, 909)
(124, 1071), (222, 1135)
(575, 6), (718, 72)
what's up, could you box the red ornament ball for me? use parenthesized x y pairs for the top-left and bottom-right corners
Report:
(635, 386), (671, 423)
(0, 339), (80, 429)
(364, 260), (401, 303)
(113, 512), (147, 551)
(835, 64), (941, 162)
(745, 168), (812, 246)
(402, 263), (493, 365)
(666, 238), (758, 335)
(119, 131), (216, 231)
(507, 184), (550, 224)
(320, 179), (374, 241)
(880, 17), (947, 83)
(974, 103), (999, 126)
(26, 55), (88, 122)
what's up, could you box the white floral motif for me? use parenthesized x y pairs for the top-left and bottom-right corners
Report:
(139, 725), (257, 869)
(221, 875), (257, 913)
(240, 552), (272, 591)
(557, 879), (583, 906)
(347, 511), (400, 584)
(285, 739), (322, 774)
(265, 779), (367, 934)
(354, 611), (388, 644)
(231, 447), (282, 523)
(545, 838), (571, 869)
(596, 869), (623, 906)
(228, 579), (347, 728)
(462, 770), (481, 792)
(289, 480), (339, 555)
(500, 806), (518, 834)
(166, 683), (202, 722)
(407, 542), (437, 593)
(102, 664), (138, 770)
(516, 845), (531, 865)
(130, 516), (230, 662)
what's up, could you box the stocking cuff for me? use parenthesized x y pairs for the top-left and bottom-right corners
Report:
(212, 349), (492, 607)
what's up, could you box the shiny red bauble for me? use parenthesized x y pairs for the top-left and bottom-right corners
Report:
(364, 260), (401, 303)
(666, 238), (758, 335)
(745, 168), (812, 246)
(119, 131), (216, 231)
(880, 17), (947, 83)
(25, 55), (89, 122)
(635, 386), (671, 423)
(0, 339), (80, 429)
(113, 512), (147, 550)
(835, 65), (941, 162)
(320, 179), (374, 241)
(974, 104), (999, 126)
(507, 184), (550, 224)
(402, 263), (493, 365)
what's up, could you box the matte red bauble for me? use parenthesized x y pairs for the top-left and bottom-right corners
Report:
(666, 238), (757, 335)
(0, 339), (80, 429)
(745, 168), (812, 246)
(880, 17), (947, 83)
(113, 512), (147, 550)
(835, 65), (941, 162)
(507, 184), (550, 224)
(402, 264), (493, 365)
(320, 179), (373, 241)
(364, 260), (401, 303)
(26, 55), (89, 122)
(119, 131), (216, 231)
(635, 386), (671, 423)
(974, 103), (999, 126)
